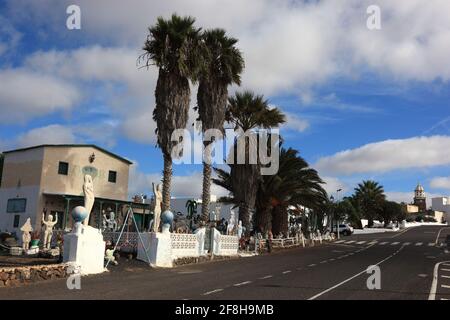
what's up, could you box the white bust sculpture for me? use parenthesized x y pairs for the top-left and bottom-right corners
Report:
(42, 213), (58, 250)
(83, 174), (94, 226)
(152, 182), (162, 233)
(20, 218), (33, 251)
(227, 210), (236, 235)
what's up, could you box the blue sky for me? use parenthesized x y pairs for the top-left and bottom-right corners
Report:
(1, 0), (450, 205)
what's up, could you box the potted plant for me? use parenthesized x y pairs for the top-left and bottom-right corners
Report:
(30, 231), (41, 247)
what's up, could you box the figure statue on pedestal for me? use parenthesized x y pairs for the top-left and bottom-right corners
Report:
(103, 211), (117, 231)
(83, 174), (94, 226)
(237, 220), (245, 239)
(42, 213), (58, 250)
(152, 182), (162, 233)
(227, 210), (236, 235)
(20, 218), (33, 251)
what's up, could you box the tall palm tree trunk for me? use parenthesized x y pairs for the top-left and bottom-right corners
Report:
(255, 204), (272, 234)
(201, 142), (213, 222)
(238, 202), (250, 232)
(272, 205), (288, 237)
(162, 153), (172, 211)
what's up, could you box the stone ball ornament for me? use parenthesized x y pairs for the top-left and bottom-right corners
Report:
(161, 210), (174, 225)
(72, 206), (88, 223)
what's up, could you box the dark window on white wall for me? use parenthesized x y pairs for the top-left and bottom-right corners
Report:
(108, 171), (117, 183)
(58, 161), (69, 175)
(7, 198), (26, 213)
(13, 215), (20, 228)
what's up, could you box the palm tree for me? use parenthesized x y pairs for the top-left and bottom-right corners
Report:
(225, 91), (286, 231)
(354, 180), (385, 227)
(196, 29), (244, 222)
(256, 148), (327, 235)
(140, 14), (202, 211)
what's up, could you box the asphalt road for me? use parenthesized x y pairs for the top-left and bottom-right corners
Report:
(0, 225), (449, 300)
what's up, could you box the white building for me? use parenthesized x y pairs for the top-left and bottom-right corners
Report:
(431, 197), (450, 223)
(170, 195), (235, 222)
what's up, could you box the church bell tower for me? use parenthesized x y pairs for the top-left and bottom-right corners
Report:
(413, 183), (426, 212)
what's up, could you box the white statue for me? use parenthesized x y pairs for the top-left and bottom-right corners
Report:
(42, 213), (58, 250)
(105, 249), (118, 265)
(83, 174), (94, 226)
(20, 218), (33, 251)
(227, 210), (236, 235)
(152, 182), (162, 233)
(103, 211), (117, 231)
(237, 220), (244, 238)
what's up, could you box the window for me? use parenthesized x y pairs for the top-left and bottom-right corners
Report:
(7, 198), (26, 213)
(108, 170), (117, 183)
(13, 215), (20, 228)
(58, 161), (69, 175)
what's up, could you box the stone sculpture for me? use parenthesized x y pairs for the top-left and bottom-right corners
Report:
(83, 174), (94, 226)
(42, 213), (58, 250)
(103, 211), (117, 232)
(152, 182), (162, 233)
(237, 220), (244, 238)
(227, 210), (236, 235)
(20, 218), (33, 251)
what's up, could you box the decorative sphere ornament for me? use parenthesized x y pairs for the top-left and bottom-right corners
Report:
(161, 210), (174, 225)
(72, 206), (88, 223)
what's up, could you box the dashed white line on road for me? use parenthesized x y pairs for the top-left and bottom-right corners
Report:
(308, 246), (405, 300)
(259, 275), (273, 279)
(282, 270), (292, 274)
(345, 240), (355, 244)
(443, 263), (450, 267)
(441, 268), (450, 272)
(428, 243), (435, 246)
(233, 281), (252, 287)
(329, 258), (335, 261)
(391, 242), (400, 245)
(403, 242), (411, 246)
(379, 242), (388, 245)
(441, 298), (449, 300)
(320, 261), (327, 264)
(441, 275), (450, 279)
(415, 242), (423, 246)
(334, 240), (345, 244)
(308, 264), (316, 267)
(441, 284), (450, 289)
(356, 241), (366, 244)
(203, 289), (223, 295)
(234, 281), (252, 287)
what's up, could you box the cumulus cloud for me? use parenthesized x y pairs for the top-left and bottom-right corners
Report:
(322, 176), (348, 196)
(128, 162), (228, 199)
(315, 136), (450, 176)
(0, 69), (80, 123)
(385, 191), (442, 205)
(430, 177), (450, 191)
(282, 112), (310, 133)
(16, 124), (77, 147)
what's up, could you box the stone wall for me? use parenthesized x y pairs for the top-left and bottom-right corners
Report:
(0, 263), (70, 287)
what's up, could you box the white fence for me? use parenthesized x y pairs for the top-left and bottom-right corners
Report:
(213, 229), (239, 256)
(170, 233), (200, 259)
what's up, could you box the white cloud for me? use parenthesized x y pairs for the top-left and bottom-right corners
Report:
(430, 177), (450, 191)
(128, 162), (228, 199)
(16, 124), (77, 147)
(322, 176), (348, 196)
(315, 136), (450, 176)
(282, 112), (310, 133)
(385, 191), (441, 205)
(0, 69), (80, 123)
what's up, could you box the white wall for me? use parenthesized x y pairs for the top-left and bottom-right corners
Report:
(0, 185), (40, 233)
(170, 197), (235, 221)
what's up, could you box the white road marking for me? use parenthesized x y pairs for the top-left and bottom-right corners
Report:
(418, 274), (428, 278)
(441, 284), (450, 289)
(415, 242), (423, 246)
(403, 242), (411, 246)
(435, 227), (450, 245)
(369, 241), (378, 244)
(441, 298), (449, 300)
(334, 240), (345, 244)
(356, 241), (366, 244)
(428, 243), (435, 246)
(308, 264), (316, 267)
(443, 263), (450, 267)
(329, 258), (335, 261)
(320, 261), (327, 264)
(203, 289), (223, 295)
(259, 275), (273, 279)
(429, 261), (450, 300)
(391, 242), (400, 245)
(345, 240), (355, 244)
(282, 270), (292, 274)
(441, 268), (450, 272)
(308, 247), (405, 300)
(441, 275), (450, 279)
(234, 281), (252, 287)
(379, 242), (388, 245)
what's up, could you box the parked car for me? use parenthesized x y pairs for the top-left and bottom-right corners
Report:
(332, 224), (354, 236)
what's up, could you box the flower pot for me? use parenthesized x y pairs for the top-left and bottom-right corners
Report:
(30, 239), (40, 247)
